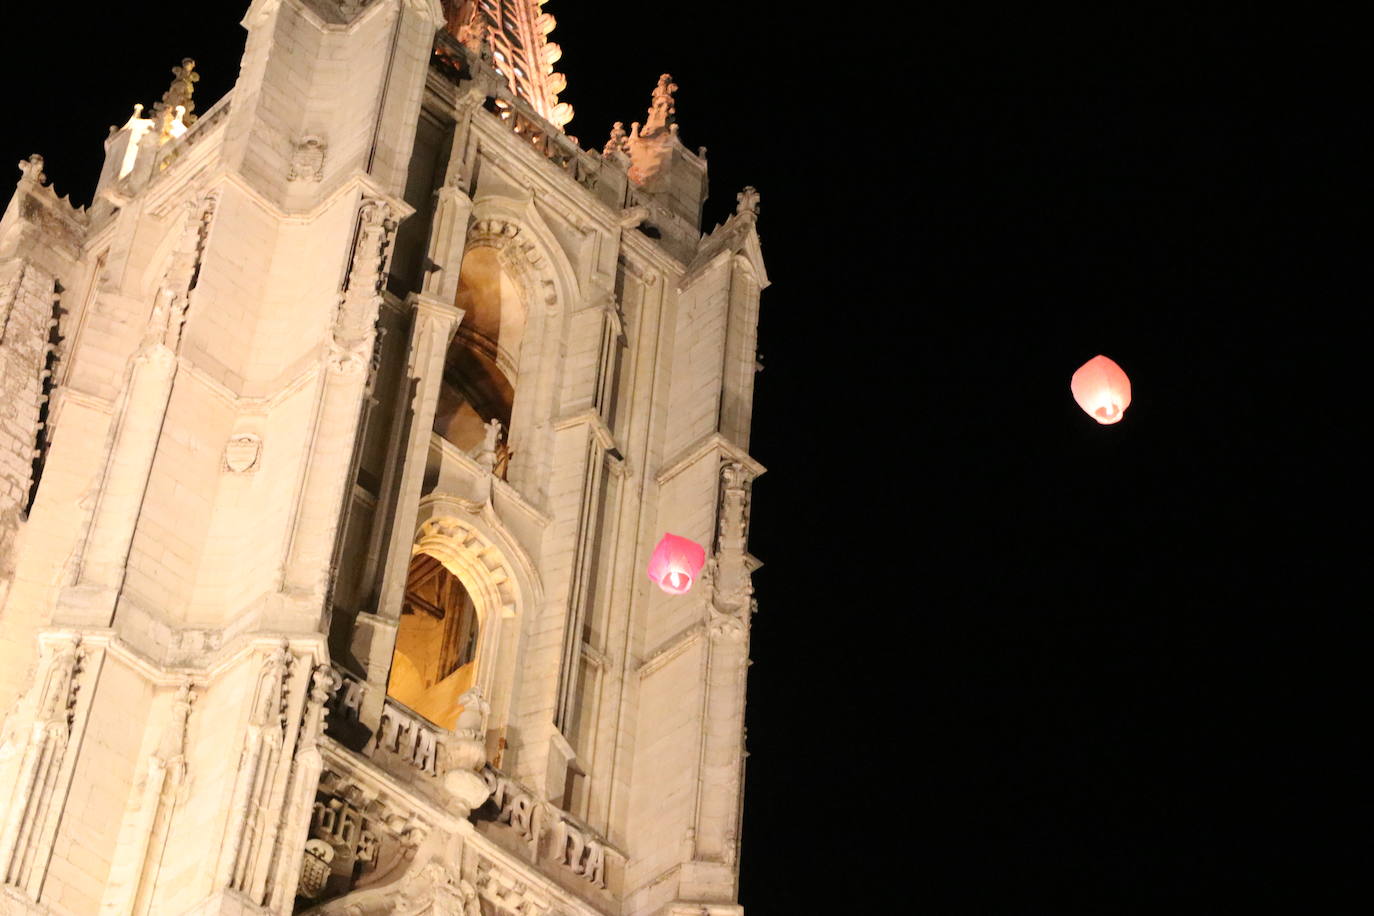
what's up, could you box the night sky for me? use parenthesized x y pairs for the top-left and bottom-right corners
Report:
(2, 3), (1355, 911)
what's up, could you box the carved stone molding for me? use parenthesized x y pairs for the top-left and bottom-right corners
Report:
(549, 818), (606, 887)
(464, 218), (558, 308)
(372, 702), (442, 776)
(295, 766), (433, 908)
(710, 460), (757, 616)
(476, 855), (550, 915)
(218, 644), (336, 909)
(482, 768), (541, 848)
(415, 512), (520, 616)
(393, 862), (480, 916)
(478, 766), (611, 890)
(332, 198), (397, 368)
(707, 608), (746, 641)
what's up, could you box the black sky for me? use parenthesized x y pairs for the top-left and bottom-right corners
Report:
(1, 3), (1358, 912)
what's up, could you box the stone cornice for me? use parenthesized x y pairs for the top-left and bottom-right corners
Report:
(468, 113), (615, 232)
(682, 216), (768, 291)
(655, 433), (765, 487)
(208, 168), (416, 225)
(319, 736), (467, 833)
(36, 625), (327, 688)
(175, 350), (323, 410)
(637, 621), (706, 679)
(553, 408), (617, 452)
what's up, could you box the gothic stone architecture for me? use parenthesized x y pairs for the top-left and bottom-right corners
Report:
(0, 2), (766, 914)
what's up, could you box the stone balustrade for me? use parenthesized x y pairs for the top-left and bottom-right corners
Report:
(374, 700), (444, 776)
(327, 668), (447, 778)
(325, 667), (618, 891)
(482, 766), (615, 889)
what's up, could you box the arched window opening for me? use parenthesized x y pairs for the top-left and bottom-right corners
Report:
(454, 246), (525, 377)
(433, 245), (522, 452)
(433, 342), (513, 451)
(387, 553), (480, 730)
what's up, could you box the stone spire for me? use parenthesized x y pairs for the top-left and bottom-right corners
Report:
(443, 0), (572, 127)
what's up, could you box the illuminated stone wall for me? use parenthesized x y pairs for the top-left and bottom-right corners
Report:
(0, 2), (765, 914)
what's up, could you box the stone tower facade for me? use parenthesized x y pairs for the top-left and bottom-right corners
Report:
(0, 2), (767, 915)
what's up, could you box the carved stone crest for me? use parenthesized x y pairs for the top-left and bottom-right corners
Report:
(223, 433), (262, 473)
(289, 135), (327, 182)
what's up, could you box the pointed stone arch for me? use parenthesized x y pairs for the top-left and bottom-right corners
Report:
(402, 494), (543, 735)
(456, 198), (581, 490)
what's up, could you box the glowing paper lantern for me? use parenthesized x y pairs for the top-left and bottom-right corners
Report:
(1071, 354), (1132, 425)
(647, 533), (706, 595)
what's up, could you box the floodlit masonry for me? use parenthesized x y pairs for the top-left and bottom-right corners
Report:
(0, 2), (767, 913)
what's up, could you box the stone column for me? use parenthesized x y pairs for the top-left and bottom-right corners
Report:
(349, 134), (474, 613)
(350, 134), (471, 728)
(354, 294), (462, 730)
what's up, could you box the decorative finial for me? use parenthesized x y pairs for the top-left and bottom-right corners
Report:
(17, 154), (47, 186)
(643, 74), (678, 135)
(645, 73), (684, 135)
(736, 186), (760, 218)
(166, 105), (190, 140)
(603, 121), (629, 157)
(155, 58), (199, 140)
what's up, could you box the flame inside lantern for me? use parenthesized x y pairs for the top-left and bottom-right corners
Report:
(647, 533), (706, 595)
(1071, 354), (1132, 425)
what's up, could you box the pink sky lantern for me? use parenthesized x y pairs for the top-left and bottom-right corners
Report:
(1071, 354), (1132, 425)
(647, 533), (706, 595)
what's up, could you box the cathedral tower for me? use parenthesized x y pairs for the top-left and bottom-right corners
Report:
(0, 2), (766, 914)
